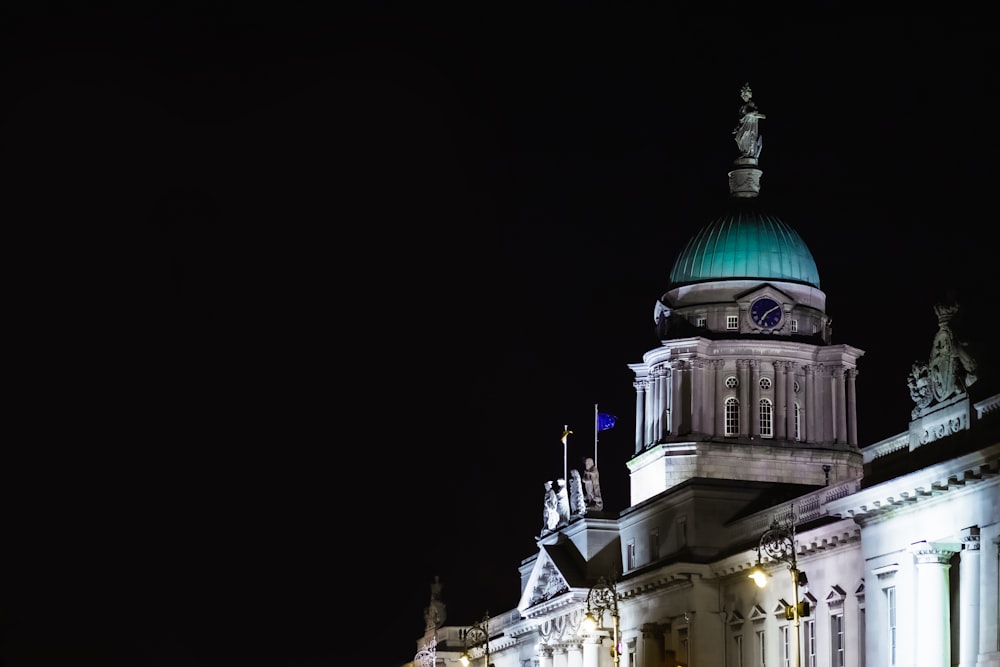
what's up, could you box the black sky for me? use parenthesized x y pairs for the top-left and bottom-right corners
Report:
(3, 7), (998, 667)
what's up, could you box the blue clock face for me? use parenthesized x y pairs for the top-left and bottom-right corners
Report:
(750, 297), (782, 328)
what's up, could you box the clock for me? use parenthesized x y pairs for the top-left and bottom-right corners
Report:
(750, 297), (783, 329)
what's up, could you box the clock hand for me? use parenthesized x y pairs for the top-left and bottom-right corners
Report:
(764, 305), (780, 319)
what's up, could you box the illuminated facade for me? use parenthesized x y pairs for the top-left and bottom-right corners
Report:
(406, 87), (1000, 667)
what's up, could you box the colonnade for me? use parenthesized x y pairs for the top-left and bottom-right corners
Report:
(633, 357), (859, 452)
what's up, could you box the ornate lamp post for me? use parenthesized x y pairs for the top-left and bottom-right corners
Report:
(748, 513), (808, 667)
(459, 612), (491, 667)
(413, 637), (436, 667)
(580, 576), (621, 667)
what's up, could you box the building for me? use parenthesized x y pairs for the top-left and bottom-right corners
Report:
(405, 85), (1000, 667)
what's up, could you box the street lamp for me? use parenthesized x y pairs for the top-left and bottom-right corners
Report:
(413, 637), (436, 667)
(459, 612), (491, 667)
(581, 576), (621, 667)
(748, 513), (809, 667)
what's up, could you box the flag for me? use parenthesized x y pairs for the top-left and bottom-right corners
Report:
(561, 428), (573, 445)
(597, 412), (617, 431)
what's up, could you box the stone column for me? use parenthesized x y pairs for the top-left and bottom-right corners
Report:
(786, 363), (798, 439)
(833, 367), (847, 444)
(706, 360), (722, 437)
(566, 641), (584, 667)
(804, 365), (816, 443)
(845, 368), (859, 445)
(749, 359), (760, 437)
(552, 644), (567, 667)
(691, 359), (703, 434)
(581, 637), (600, 667)
(981, 536), (1000, 666)
(959, 528), (980, 667)
(775, 361), (787, 439)
(644, 375), (654, 447)
(738, 359), (750, 436)
(634, 380), (646, 454)
(539, 643), (554, 667)
(912, 541), (960, 667)
(671, 362), (684, 436)
(716, 361), (728, 436)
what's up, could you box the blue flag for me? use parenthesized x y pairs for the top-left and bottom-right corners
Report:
(597, 412), (617, 431)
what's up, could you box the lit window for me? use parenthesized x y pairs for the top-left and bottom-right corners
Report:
(727, 315), (739, 330)
(726, 376), (739, 389)
(626, 540), (636, 570)
(725, 397), (740, 436)
(759, 399), (773, 438)
(790, 319), (798, 333)
(794, 403), (801, 441)
(697, 317), (707, 328)
(759, 377), (772, 390)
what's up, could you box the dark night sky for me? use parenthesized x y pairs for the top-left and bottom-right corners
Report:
(3, 7), (997, 667)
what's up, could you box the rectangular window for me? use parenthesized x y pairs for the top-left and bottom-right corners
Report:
(887, 587), (896, 666)
(831, 613), (845, 667)
(805, 619), (816, 667)
(781, 626), (792, 667)
(756, 630), (766, 667)
(626, 540), (636, 570)
(697, 317), (707, 328)
(759, 400), (773, 438)
(727, 315), (739, 330)
(725, 399), (740, 436)
(794, 404), (801, 441)
(734, 634), (744, 667)
(649, 527), (659, 561)
(859, 606), (866, 667)
(679, 628), (689, 667)
(790, 319), (798, 333)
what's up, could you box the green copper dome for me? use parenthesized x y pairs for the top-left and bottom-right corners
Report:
(668, 207), (821, 289)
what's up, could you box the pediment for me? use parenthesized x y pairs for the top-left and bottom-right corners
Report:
(748, 604), (768, 621)
(826, 584), (847, 609)
(517, 549), (571, 614)
(728, 610), (745, 626)
(735, 283), (794, 307)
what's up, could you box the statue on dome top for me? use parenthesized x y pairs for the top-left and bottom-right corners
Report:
(734, 83), (766, 159)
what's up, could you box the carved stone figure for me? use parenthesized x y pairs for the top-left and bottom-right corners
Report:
(543, 480), (559, 532)
(929, 301), (978, 401)
(582, 457), (603, 511)
(733, 83), (766, 159)
(555, 478), (571, 527)
(423, 576), (446, 630)
(568, 469), (587, 518)
(908, 361), (933, 418)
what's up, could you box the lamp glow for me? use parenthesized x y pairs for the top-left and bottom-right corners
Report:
(748, 566), (767, 588)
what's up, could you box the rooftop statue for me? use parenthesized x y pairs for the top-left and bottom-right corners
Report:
(733, 83), (766, 159)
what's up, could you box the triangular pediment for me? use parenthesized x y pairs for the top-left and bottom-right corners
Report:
(517, 549), (571, 614)
(826, 584), (847, 609)
(749, 604), (767, 621)
(728, 610), (745, 626)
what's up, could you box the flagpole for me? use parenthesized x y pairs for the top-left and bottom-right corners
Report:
(594, 403), (599, 467)
(563, 424), (568, 483)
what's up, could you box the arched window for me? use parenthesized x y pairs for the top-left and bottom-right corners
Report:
(759, 398), (773, 438)
(725, 397), (740, 436)
(794, 403), (802, 441)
